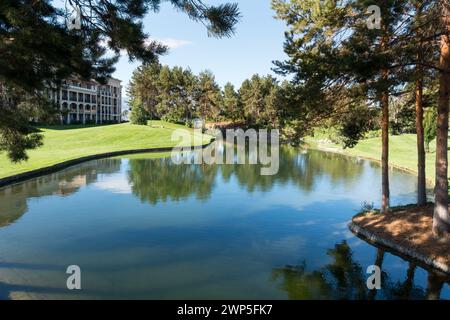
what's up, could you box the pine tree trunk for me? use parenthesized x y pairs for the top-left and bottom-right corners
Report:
(416, 71), (426, 206)
(381, 85), (390, 214)
(414, 0), (427, 207)
(433, 3), (450, 236)
(380, 28), (390, 214)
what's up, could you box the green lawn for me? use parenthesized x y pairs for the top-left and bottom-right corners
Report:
(0, 121), (210, 179)
(305, 134), (439, 185)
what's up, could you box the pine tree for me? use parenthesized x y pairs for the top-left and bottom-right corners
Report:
(127, 62), (162, 123)
(273, 0), (410, 213)
(222, 82), (241, 121)
(129, 97), (149, 125)
(0, 0), (240, 161)
(238, 74), (281, 128)
(196, 71), (222, 121)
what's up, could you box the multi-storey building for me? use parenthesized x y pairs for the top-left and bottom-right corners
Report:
(52, 77), (122, 124)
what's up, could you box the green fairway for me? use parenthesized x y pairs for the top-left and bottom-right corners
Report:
(306, 134), (440, 185)
(0, 121), (210, 179)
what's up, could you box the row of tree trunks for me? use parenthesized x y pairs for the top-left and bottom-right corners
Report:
(433, 1), (450, 236)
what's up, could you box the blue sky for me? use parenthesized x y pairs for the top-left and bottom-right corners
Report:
(113, 0), (288, 97)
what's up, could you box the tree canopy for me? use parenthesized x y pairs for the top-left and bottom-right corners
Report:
(0, 0), (240, 161)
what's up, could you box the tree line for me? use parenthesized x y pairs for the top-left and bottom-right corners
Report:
(127, 62), (293, 129)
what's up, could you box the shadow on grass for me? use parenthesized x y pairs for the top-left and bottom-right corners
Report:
(38, 123), (120, 131)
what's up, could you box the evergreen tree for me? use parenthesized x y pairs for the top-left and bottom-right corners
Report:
(272, 0), (412, 213)
(222, 82), (241, 120)
(196, 71), (222, 121)
(0, 0), (240, 161)
(239, 74), (282, 128)
(153, 66), (197, 123)
(127, 62), (162, 122)
(129, 97), (149, 125)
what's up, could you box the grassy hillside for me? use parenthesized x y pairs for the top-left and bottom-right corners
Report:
(0, 121), (209, 179)
(306, 134), (439, 185)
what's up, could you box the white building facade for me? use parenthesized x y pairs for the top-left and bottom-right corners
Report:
(52, 77), (122, 124)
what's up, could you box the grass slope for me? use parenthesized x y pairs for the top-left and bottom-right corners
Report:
(0, 121), (209, 179)
(306, 134), (439, 185)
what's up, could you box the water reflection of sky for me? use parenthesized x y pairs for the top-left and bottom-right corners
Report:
(0, 148), (447, 299)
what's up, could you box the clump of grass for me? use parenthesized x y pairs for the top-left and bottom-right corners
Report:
(355, 201), (380, 217)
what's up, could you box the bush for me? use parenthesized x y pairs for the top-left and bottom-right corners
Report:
(130, 104), (149, 125)
(364, 130), (382, 139)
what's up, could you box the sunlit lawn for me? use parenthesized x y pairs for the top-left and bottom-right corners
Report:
(0, 121), (209, 179)
(306, 134), (441, 185)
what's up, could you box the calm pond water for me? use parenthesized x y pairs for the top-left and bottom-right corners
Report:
(0, 146), (448, 299)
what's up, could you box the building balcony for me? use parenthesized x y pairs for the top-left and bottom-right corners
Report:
(68, 85), (97, 93)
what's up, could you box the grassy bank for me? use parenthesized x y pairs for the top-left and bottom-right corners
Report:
(305, 134), (440, 185)
(0, 121), (209, 179)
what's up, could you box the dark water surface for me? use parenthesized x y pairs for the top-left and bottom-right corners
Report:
(0, 147), (448, 299)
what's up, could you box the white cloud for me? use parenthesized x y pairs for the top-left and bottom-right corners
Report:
(100, 37), (193, 57)
(146, 37), (193, 49)
(93, 175), (132, 194)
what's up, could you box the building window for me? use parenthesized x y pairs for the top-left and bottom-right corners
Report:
(69, 91), (77, 101)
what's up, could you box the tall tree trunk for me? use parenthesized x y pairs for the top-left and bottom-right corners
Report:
(416, 67), (426, 206)
(414, 0), (427, 207)
(381, 83), (390, 213)
(380, 29), (390, 214)
(433, 2), (450, 236)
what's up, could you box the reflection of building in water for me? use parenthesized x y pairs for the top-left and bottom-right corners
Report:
(0, 159), (121, 227)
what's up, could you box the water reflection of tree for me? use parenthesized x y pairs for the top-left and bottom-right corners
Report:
(127, 158), (219, 204)
(225, 147), (365, 193)
(127, 146), (367, 205)
(272, 241), (367, 299)
(1, 146), (370, 221)
(270, 241), (448, 300)
(0, 159), (121, 227)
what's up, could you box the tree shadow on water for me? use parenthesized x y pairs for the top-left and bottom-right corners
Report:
(271, 241), (447, 300)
